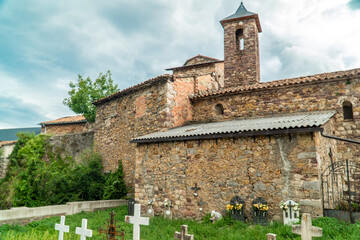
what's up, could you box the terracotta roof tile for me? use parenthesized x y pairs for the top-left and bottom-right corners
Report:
(93, 74), (172, 105)
(190, 68), (360, 100)
(40, 115), (87, 125)
(0, 140), (17, 147)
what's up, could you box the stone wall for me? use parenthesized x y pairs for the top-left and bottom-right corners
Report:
(0, 199), (127, 225)
(192, 77), (360, 164)
(42, 122), (89, 135)
(94, 79), (171, 187)
(94, 69), (223, 188)
(0, 143), (16, 179)
(222, 18), (260, 87)
(135, 133), (322, 220)
(47, 131), (94, 163)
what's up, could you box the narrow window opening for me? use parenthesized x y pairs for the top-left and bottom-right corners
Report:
(215, 104), (224, 115)
(343, 101), (354, 120)
(236, 29), (244, 51)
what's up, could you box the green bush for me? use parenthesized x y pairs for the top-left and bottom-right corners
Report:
(0, 133), (128, 209)
(103, 161), (128, 200)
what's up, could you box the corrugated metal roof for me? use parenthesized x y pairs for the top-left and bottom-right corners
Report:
(132, 111), (335, 143)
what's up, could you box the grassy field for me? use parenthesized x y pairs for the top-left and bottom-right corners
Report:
(0, 205), (359, 239)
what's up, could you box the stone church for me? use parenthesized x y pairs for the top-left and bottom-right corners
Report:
(93, 3), (360, 221)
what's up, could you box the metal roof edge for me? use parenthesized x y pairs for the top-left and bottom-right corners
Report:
(131, 127), (323, 144)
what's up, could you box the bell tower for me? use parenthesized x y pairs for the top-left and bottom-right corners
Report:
(220, 2), (262, 88)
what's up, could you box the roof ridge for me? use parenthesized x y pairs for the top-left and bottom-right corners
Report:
(191, 67), (360, 100)
(93, 74), (172, 105)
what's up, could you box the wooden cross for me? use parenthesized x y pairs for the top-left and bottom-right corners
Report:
(55, 216), (69, 240)
(174, 225), (194, 240)
(292, 213), (322, 240)
(191, 183), (201, 197)
(99, 211), (125, 240)
(75, 219), (93, 240)
(125, 204), (150, 240)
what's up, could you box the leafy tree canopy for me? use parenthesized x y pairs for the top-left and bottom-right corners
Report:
(63, 71), (119, 123)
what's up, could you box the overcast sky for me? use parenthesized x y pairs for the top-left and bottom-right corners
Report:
(0, 0), (359, 128)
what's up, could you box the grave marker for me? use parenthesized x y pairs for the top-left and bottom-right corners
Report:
(174, 225), (194, 240)
(253, 197), (268, 225)
(292, 213), (322, 240)
(128, 198), (136, 216)
(125, 204), (150, 240)
(55, 216), (69, 240)
(99, 211), (125, 240)
(191, 183), (201, 197)
(75, 219), (93, 240)
(163, 199), (172, 219)
(280, 200), (300, 225)
(146, 200), (155, 218)
(267, 233), (277, 240)
(229, 196), (245, 221)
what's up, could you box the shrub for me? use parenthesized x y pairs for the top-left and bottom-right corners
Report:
(0, 134), (128, 209)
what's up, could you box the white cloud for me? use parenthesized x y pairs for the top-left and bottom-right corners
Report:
(0, 0), (359, 127)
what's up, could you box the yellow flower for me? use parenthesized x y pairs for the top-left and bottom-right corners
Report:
(234, 203), (243, 210)
(226, 204), (234, 210)
(259, 204), (269, 211)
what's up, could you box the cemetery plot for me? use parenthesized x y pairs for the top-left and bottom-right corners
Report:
(125, 204), (149, 240)
(280, 200), (300, 225)
(252, 197), (268, 225)
(228, 196), (245, 221)
(292, 213), (322, 240)
(3, 204), (360, 239)
(174, 225), (194, 240)
(98, 211), (125, 240)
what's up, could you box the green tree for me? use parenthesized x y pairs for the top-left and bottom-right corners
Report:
(63, 71), (119, 123)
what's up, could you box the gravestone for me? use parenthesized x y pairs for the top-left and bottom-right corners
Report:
(252, 197), (268, 225)
(229, 196), (245, 221)
(267, 233), (277, 240)
(163, 199), (172, 220)
(55, 216), (69, 240)
(75, 219), (93, 240)
(146, 200), (155, 218)
(191, 183), (201, 197)
(128, 198), (136, 216)
(125, 204), (150, 240)
(174, 225), (194, 240)
(292, 213), (322, 240)
(281, 200), (300, 225)
(99, 211), (125, 240)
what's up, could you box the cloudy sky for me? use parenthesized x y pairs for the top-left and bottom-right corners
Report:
(0, 0), (359, 128)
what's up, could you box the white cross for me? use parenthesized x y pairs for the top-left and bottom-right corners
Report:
(125, 204), (150, 240)
(75, 219), (93, 240)
(55, 216), (69, 240)
(292, 213), (322, 240)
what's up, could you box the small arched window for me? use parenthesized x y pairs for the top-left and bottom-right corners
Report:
(236, 29), (244, 51)
(343, 101), (354, 120)
(215, 104), (224, 115)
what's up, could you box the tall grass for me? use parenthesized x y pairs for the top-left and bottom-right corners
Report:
(1, 205), (360, 239)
